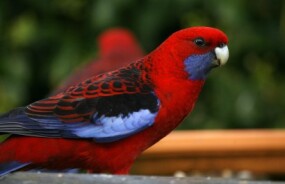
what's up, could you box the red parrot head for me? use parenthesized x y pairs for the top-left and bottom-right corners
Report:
(151, 26), (229, 80)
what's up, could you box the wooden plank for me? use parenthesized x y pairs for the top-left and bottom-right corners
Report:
(132, 130), (285, 175)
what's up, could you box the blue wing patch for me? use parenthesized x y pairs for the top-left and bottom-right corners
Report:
(0, 93), (160, 143)
(72, 109), (158, 142)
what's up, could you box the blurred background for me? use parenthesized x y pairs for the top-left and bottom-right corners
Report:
(0, 0), (285, 131)
(1, 0), (285, 181)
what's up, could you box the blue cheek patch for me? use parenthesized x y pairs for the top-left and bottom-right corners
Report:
(184, 52), (215, 80)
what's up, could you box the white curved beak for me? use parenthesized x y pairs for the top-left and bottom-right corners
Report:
(214, 45), (229, 66)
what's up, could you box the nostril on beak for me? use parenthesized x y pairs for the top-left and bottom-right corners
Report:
(218, 43), (226, 48)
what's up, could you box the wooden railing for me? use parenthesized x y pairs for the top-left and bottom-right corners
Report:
(132, 130), (285, 175)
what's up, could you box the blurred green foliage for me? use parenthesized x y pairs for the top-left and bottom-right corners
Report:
(0, 0), (284, 129)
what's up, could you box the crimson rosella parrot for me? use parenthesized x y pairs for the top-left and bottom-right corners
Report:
(53, 28), (143, 94)
(0, 26), (229, 176)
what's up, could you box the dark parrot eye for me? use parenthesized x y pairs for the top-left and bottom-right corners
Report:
(194, 37), (206, 47)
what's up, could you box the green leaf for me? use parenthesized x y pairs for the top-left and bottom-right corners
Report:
(0, 134), (11, 143)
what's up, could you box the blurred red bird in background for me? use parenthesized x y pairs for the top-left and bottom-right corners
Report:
(54, 28), (144, 94)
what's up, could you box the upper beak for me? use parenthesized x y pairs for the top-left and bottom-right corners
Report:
(212, 45), (229, 67)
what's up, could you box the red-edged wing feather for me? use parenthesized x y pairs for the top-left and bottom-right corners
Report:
(26, 61), (152, 124)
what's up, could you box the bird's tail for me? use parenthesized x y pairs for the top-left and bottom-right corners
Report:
(0, 161), (30, 177)
(0, 107), (40, 137)
(0, 135), (30, 176)
(0, 110), (31, 176)
(0, 107), (27, 134)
